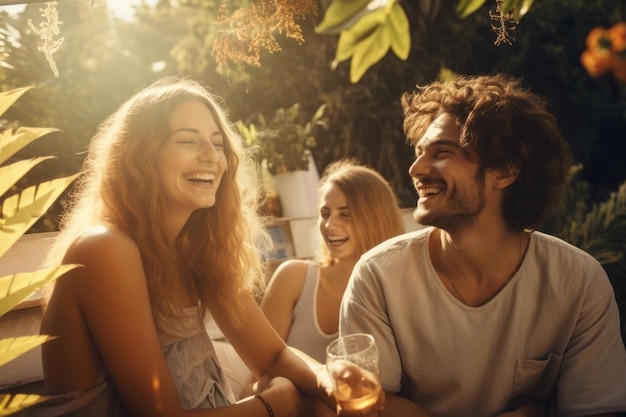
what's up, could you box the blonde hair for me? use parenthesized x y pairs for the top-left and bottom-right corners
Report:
(46, 77), (271, 330)
(316, 159), (404, 266)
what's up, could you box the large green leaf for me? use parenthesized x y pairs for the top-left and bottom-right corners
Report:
(0, 127), (61, 166)
(513, 0), (534, 20)
(387, 2), (410, 60)
(0, 335), (57, 368)
(330, 1), (410, 82)
(333, 8), (387, 65)
(316, 0), (371, 34)
(456, 0), (487, 18)
(0, 86), (31, 119)
(0, 264), (80, 316)
(350, 24), (391, 83)
(501, 0), (515, 15)
(0, 157), (54, 198)
(0, 393), (51, 416)
(0, 174), (79, 256)
(456, 0), (532, 20)
(334, 31), (358, 65)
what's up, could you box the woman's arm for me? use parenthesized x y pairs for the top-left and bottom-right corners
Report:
(42, 229), (304, 417)
(260, 260), (309, 340)
(221, 290), (323, 392)
(42, 229), (185, 415)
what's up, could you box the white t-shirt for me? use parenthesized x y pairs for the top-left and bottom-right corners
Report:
(340, 227), (626, 417)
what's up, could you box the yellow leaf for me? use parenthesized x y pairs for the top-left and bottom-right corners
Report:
(350, 25), (391, 83)
(0, 174), (79, 257)
(0, 393), (51, 416)
(456, 0), (487, 19)
(0, 157), (54, 198)
(343, 8), (386, 43)
(501, 0), (515, 15)
(0, 127), (61, 166)
(312, 104), (327, 122)
(0, 335), (57, 367)
(333, 8), (387, 65)
(316, 0), (371, 34)
(0, 87), (31, 119)
(438, 66), (460, 82)
(0, 264), (80, 316)
(334, 31), (357, 64)
(388, 2), (410, 60)
(514, 0), (534, 20)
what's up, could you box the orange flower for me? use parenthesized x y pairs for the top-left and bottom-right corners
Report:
(582, 22), (626, 82)
(612, 63), (626, 83)
(609, 22), (626, 52)
(581, 50), (612, 77)
(586, 26), (611, 52)
(611, 55), (626, 82)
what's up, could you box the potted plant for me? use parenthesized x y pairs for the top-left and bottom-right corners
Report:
(237, 103), (327, 218)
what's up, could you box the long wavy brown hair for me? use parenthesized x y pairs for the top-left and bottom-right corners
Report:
(401, 73), (573, 231)
(315, 159), (405, 266)
(46, 77), (271, 331)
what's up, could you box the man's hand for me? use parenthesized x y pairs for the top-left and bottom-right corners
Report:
(318, 360), (385, 417)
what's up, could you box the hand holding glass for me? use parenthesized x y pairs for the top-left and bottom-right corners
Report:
(326, 333), (381, 413)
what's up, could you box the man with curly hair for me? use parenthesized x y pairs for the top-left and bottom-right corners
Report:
(340, 74), (626, 417)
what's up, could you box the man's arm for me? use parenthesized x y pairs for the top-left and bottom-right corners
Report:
(382, 393), (435, 417)
(497, 401), (546, 417)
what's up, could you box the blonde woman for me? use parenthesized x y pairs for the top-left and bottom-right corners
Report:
(33, 78), (357, 417)
(261, 159), (405, 362)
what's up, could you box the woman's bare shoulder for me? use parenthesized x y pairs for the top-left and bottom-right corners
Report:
(265, 259), (312, 297)
(54, 225), (146, 302)
(64, 225), (140, 264)
(272, 259), (311, 276)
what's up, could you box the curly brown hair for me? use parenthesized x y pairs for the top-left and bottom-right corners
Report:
(401, 73), (573, 231)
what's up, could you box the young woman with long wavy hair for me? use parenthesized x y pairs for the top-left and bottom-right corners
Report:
(31, 77), (366, 417)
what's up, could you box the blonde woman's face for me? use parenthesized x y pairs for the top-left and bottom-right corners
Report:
(156, 99), (227, 223)
(318, 183), (358, 262)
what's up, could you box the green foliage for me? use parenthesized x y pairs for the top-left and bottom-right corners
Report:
(0, 86), (79, 415)
(317, 0), (410, 83)
(0, 0), (181, 232)
(456, 0), (534, 20)
(546, 166), (626, 266)
(316, 0), (534, 83)
(315, 0), (370, 34)
(236, 103), (327, 175)
(543, 165), (626, 342)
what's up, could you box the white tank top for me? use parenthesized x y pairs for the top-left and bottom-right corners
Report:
(285, 261), (338, 362)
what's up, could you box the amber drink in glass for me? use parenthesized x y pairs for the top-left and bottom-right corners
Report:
(326, 333), (381, 412)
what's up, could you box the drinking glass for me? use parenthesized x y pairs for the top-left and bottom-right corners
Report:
(326, 333), (381, 412)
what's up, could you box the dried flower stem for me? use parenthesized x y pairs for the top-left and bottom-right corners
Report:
(27, 1), (64, 77)
(489, 0), (516, 46)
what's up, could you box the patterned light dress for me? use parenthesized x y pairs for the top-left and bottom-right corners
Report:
(20, 306), (234, 416)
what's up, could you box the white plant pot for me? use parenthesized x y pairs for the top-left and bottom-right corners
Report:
(271, 156), (319, 218)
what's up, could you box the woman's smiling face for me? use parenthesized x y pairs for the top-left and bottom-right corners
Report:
(318, 182), (358, 262)
(156, 99), (227, 223)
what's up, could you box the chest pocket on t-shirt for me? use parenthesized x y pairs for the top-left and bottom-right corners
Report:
(513, 353), (562, 401)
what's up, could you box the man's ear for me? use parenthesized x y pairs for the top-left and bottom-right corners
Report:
(492, 166), (519, 189)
